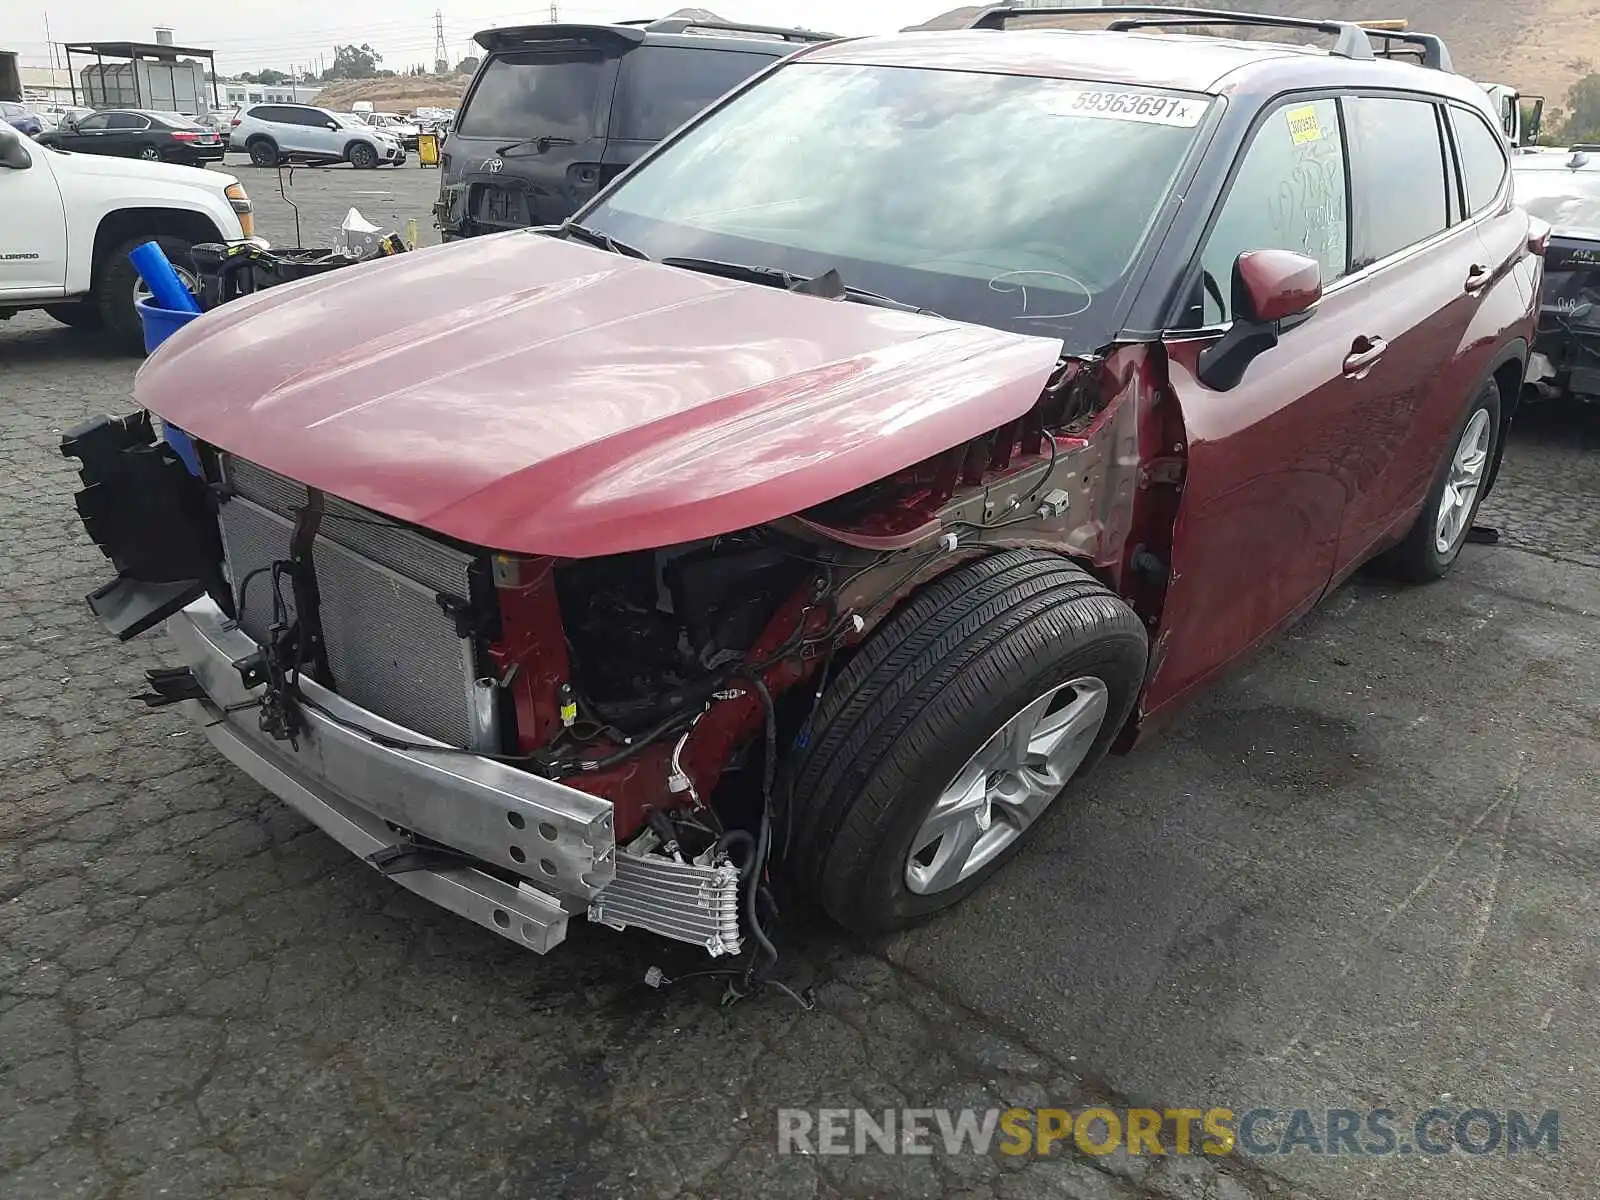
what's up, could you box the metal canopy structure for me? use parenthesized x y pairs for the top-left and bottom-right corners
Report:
(62, 40), (221, 110)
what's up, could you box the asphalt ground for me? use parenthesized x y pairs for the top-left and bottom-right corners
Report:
(2, 155), (1598, 1200)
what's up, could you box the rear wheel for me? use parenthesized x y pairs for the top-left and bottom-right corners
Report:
(348, 141), (378, 169)
(784, 550), (1148, 935)
(138, 144), (161, 161)
(1386, 378), (1501, 581)
(247, 137), (279, 168)
(95, 234), (199, 354)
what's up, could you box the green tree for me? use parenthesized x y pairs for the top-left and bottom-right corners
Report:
(323, 43), (382, 80)
(455, 55), (480, 75)
(255, 68), (289, 85)
(1560, 72), (1600, 143)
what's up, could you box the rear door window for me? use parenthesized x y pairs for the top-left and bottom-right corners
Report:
(1342, 95), (1451, 269)
(1192, 97), (1349, 325)
(611, 46), (776, 142)
(106, 112), (149, 130)
(457, 50), (604, 140)
(1449, 105), (1510, 215)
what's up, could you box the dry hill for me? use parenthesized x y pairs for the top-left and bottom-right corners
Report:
(314, 74), (470, 112)
(914, 2), (1600, 120)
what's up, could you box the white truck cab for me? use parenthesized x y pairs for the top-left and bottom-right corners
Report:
(1480, 81), (1544, 149)
(0, 122), (263, 349)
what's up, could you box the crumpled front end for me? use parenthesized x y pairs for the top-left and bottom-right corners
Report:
(58, 414), (754, 958)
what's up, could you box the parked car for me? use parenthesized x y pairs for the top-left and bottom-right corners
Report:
(1517, 147), (1600, 404)
(0, 122), (260, 347)
(0, 101), (43, 137)
(37, 109), (227, 166)
(65, 10), (1540, 965)
(362, 111), (422, 149)
(435, 17), (836, 239)
(228, 103), (406, 169)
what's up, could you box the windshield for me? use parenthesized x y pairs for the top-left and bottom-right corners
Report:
(580, 62), (1209, 344)
(1515, 164), (1600, 238)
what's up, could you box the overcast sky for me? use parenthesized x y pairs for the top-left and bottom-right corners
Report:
(12, 2), (958, 72)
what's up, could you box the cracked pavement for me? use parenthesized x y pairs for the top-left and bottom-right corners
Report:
(2, 160), (1598, 1199)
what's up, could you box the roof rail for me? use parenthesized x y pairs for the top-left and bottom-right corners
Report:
(642, 18), (837, 42)
(965, 5), (1377, 62)
(1358, 26), (1453, 71)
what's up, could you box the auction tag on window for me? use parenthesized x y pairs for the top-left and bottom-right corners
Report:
(1043, 88), (1208, 127)
(1285, 104), (1323, 143)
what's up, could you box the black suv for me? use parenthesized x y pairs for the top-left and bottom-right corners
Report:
(435, 17), (835, 240)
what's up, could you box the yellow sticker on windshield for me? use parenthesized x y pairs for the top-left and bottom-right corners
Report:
(1286, 105), (1322, 144)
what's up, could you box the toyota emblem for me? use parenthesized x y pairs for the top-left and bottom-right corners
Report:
(485, 157), (504, 174)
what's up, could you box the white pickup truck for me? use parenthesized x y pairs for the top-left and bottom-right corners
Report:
(0, 121), (262, 350)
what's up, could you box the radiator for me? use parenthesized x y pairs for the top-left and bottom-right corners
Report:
(215, 456), (483, 747)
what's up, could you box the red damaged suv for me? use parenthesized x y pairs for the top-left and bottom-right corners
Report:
(66, 7), (1541, 966)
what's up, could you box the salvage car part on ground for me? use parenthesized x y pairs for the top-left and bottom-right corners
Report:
(63, 7), (1541, 976)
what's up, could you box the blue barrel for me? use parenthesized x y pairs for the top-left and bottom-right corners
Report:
(135, 297), (203, 476)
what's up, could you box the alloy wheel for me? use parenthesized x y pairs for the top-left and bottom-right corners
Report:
(905, 676), (1109, 895)
(133, 264), (200, 311)
(1434, 408), (1492, 555)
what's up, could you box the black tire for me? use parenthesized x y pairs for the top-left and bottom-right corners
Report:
(247, 137), (279, 168)
(348, 141), (378, 169)
(1386, 377), (1502, 582)
(43, 301), (105, 330)
(95, 234), (197, 354)
(784, 550), (1148, 935)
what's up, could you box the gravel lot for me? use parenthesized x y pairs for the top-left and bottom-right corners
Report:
(2, 158), (1598, 1200)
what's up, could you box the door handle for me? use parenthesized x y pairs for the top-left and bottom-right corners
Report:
(1343, 336), (1388, 376)
(1465, 263), (1492, 293)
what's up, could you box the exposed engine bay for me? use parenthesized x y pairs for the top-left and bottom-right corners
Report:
(555, 534), (813, 735)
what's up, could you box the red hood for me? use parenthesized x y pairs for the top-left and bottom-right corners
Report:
(135, 232), (1062, 557)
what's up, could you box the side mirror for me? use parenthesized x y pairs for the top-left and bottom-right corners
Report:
(1525, 97), (1545, 142)
(1197, 249), (1322, 391)
(0, 125), (32, 170)
(325, 121), (340, 130)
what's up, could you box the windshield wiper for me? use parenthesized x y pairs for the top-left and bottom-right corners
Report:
(496, 134), (577, 155)
(559, 222), (649, 259)
(660, 257), (937, 315)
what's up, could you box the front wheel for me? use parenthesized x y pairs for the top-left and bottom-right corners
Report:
(784, 550), (1148, 935)
(1386, 378), (1502, 581)
(348, 142), (378, 169)
(247, 138), (279, 168)
(95, 234), (198, 354)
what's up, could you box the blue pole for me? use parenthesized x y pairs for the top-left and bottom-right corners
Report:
(128, 241), (203, 475)
(128, 241), (201, 314)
